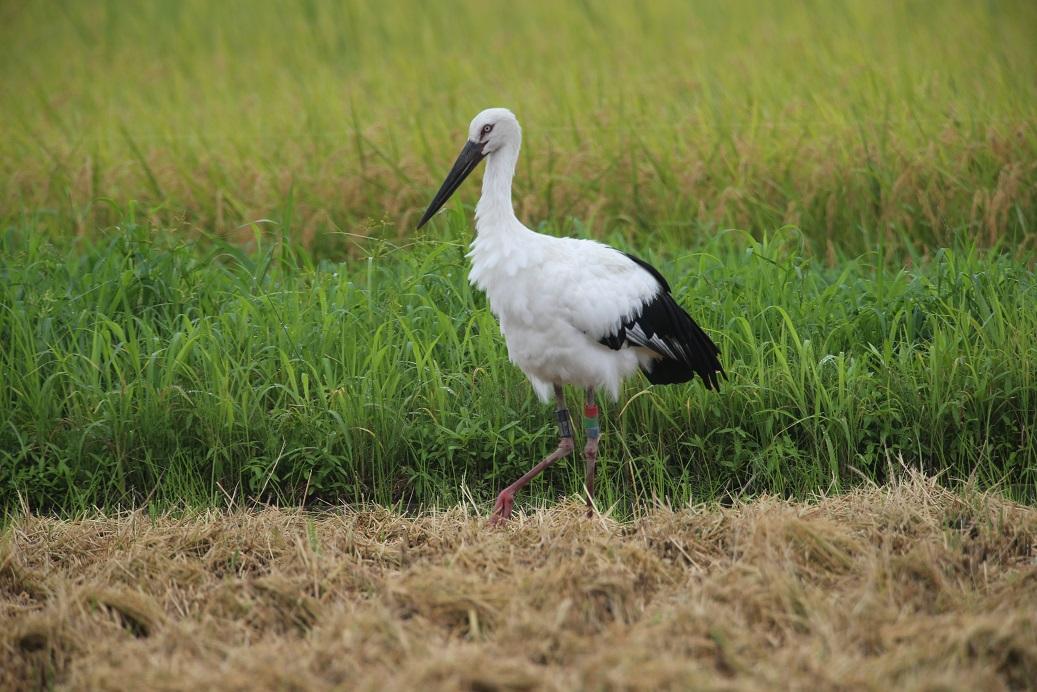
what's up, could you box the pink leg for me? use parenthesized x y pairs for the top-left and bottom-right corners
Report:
(489, 385), (573, 525)
(489, 438), (574, 525)
(583, 387), (600, 517)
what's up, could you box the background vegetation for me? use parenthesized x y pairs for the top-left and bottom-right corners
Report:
(1, 0), (1036, 514)
(2, 0), (1035, 255)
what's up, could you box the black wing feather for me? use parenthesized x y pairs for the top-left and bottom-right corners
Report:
(599, 252), (724, 390)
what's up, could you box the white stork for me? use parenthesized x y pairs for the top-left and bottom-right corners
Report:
(417, 108), (724, 524)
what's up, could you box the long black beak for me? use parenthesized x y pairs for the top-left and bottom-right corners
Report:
(416, 140), (486, 229)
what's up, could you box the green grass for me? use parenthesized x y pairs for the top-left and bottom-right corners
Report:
(2, 218), (1035, 515)
(1, 0), (1036, 255)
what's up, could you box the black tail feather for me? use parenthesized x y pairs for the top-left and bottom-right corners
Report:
(601, 252), (725, 390)
(642, 292), (724, 390)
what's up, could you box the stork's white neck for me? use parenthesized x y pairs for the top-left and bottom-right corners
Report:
(475, 141), (520, 233)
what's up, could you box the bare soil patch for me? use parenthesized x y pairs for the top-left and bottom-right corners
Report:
(3, 474), (1036, 691)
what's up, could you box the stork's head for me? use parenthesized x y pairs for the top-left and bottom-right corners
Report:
(467, 108), (521, 155)
(417, 108), (521, 229)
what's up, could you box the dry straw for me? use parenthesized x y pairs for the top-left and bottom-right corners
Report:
(3, 472), (1036, 690)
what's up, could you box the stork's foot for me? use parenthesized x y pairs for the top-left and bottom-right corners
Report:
(488, 436), (574, 527)
(488, 491), (515, 526)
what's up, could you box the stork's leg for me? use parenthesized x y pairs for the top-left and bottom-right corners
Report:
(583, 387), (600, 517)
(489, 385), (573, 525)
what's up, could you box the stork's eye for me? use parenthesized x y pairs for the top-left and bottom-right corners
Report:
(481, 124), (493, 136)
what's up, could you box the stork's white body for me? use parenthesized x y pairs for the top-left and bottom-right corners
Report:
(470, 205), (657, 402)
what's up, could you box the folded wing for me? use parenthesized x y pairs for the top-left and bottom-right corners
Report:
(597, 252), (725, 390)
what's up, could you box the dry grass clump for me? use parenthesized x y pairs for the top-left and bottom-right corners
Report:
(3, 473), (1036, 691)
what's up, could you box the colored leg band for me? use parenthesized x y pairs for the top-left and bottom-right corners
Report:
(583, 404), (600, 438)
(556, 408), (573, 438)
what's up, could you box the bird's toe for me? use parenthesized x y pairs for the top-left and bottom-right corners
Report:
(488, 491), (515, 526)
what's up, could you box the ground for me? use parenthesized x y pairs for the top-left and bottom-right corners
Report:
(3, 473), (1035, 691)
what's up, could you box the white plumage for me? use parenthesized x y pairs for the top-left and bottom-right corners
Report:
(469, 223), (660, 402)
(417, 107), (723, 522)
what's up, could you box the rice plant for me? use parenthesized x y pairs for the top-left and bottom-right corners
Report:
(2, 219), (1034, 514)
